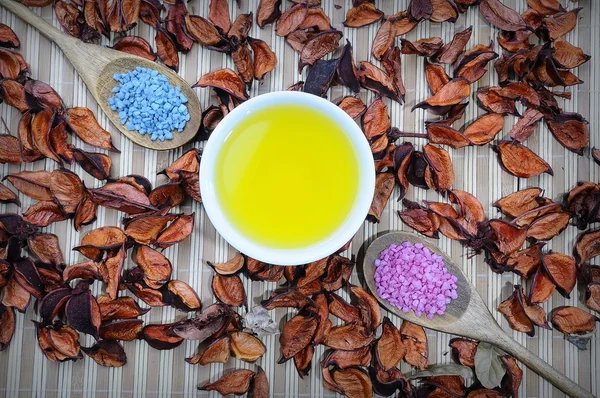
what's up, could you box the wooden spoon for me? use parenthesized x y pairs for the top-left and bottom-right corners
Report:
(362, 231), (595, 398)
(1, 0), (201, 151)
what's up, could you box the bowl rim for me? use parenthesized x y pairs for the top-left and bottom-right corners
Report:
(199, 90), (375, 266)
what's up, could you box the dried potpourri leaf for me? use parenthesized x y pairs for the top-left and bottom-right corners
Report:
(371, 20), (396, 60)
(498, 286), (535, 335)
(169, 303), (232, 341)
(311, 293), (329, 344)
(98, 244), (127, 299)
(409, 0), (432, 21)
(66, 107), (119, 152)
(363, 98), (390, 141)
(344, 2), (383, 27)
(400, 37), (443, 56)
(488, 219), (526, 256)
(0, 182), (19, 206)
(198, 369), (255, 395)
(541, 252), (576, 297)
(142, 323), (184, 349)
(552, 38), (589, 69)
(431, 26), (472, 65)
(49, 169), (84, 214)
(530, 266), (556, 304)
(73, 226), (127, 261)
(165, 0), (194, 52)
(511, 202), (562, 228)
(212, 273), (246, 308)
(186, 336), (230, 365)
(24, 80), (63, 110)
(17, 112), (42, 163)
(476, 87), (517, 115)
(493, 141), (553, 178)
(393, 143), (413, 198)
(28, 233), (64, 267)
(479, 0), (527, 31)
(460, 113), (504, 146)
(298, 7), (332, 31)
(232, 43), (253, 85)
(388, 10), (418, 36)
(541, 8), (582, 41)
(208, 0), (231, 33)
(193, 68), (248, 101)
(550, 306), (599, 335)
(449, 338), (477, 368)
(13, 257), (44, 298)
(323, 346), (372, 369)
(423, 144), (454, 193)
(163, 148), (201, 179)
(574, 229), (600, 265)
(424, 63), (450, 97)
(48, 121), (73, 164)
(125, 214), (176, 245)
(23, 200), (67, 227)
(82, 340), (127, 367)
(36, 323), (72, 362)
(2, 275), (31, 312)
(494, 188), (543, 219)
(46, 324), (81, 360)
(499, 355), (523, 397)
(279, 311), (318, 361)
(504, 244), (543, 279)
(381, 47), (406, 101)
(299, 30), (343, 71)
(251, 366), (269, 398)
(155, 29), (179, 72)
(350, 283), (382, 331)
(400, 321), (428, 370)
(327, 293), (359, 323)
(0, 304), (15, 351)
(546, 113), (589, 155)
(73, 196), (97, 231)
(426, 123), (471, 149)
(367, 173), (395, 223)
(98, 296), (149, 321)
(332, 367), (373, 398)
(398, 206), (439, 239)
(154, 213), (194, 248)
(293, 344), (313, 377)
(336, 40), (360, 93)
(90, 182), (156, 214)
(0, 24), (20, 48)
(133, 245), (172, 289)
(376, 317), (405, 370)
(261, 289), (314, 310)
(248, 37), (277, 80)
(526, 211), (570, 241)
(112, 36), (156, 60)
(0, 49), (21, 80)
(454, 45), (498, 83)
(509, 108), (543, 143)
(185, 14), (223, 47)
(257, 0), (282, 28)
(323, 323), (374, 350)
(413, 78), (470, 111)
(65, 286), (101, 338)
(430, 0), (459, 22)
(166, 280), (201, 311)
(526, 0), (563, 15)
(71, 148), (112, 180)
(286, 30), (314, 53)
(0, 80), (29, 113)
(276, 4), (307, 36)
(31, 109), (61, 164)
(358, 61), (401, 103)
(303, 59), (338, 97)
(230, 331), (266, 362)
(585, 284), (600, 313)
(337, 96), (366, 119)
(207, 252), (244, 276)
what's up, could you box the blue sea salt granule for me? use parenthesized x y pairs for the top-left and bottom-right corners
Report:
(108, 67), (191, 141)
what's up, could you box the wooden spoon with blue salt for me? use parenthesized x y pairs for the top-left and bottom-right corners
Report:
(1, 0), (201, 151)
(362, 231), (595, 398)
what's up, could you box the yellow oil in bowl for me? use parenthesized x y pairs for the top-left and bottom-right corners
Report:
(214, 103), (360, 249)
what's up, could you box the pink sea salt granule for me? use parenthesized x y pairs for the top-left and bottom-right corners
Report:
(373, 241), (458, 319)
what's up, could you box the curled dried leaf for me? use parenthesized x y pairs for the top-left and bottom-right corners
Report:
(449, 338), (477, 367)
(112, 36), (156, 60)
(550, 306), (599, 335)
(574, 229), (600, 265)
(413, 79), (471, 111)
(193, 68), (248, 101)
(208, 0), (231, 33)
(167, 280), (201, 311)
(207, 252), (244, 275)
(65, 288), (101, 338)
(400, 37), (443, 56)
(323, 323), (374, 350)
(323, 346), (372, 370)
(261, 289), (314, 310)
(526, 211), (570, 241)
(212, 273), (246, 308)
(333, 367), (373, 398)
(276, 4), (307, 37)
(279, 312), (318, 361)
(142, 323), (184, 349)
(541, 252), (576, 297)
(155, 29), (179, 72)
(23, 200), (67, 227)
(0, 305), (15, 351)
(82, 340), (127, 367)
(493, 141), (553, 178)
(257, 0), (282, 28)
(186, 335), (230, 365)
(344, 3), (383, 28)
(198, 369), (255, 395)
(529, 266), (556, 303)
(249, 37), (277, 80)
(299, 30), (343, 71)
(431, 26), (472, 64)
(155, 213), (194, 248)
(368, 173), (395, 223)
(66, 107), (119, 152)
(28, 233), (64, 267)
(230, 331), (266, 362)
(376, 317), (405, 370)
(546, 113), (589, 155)
(480, 0), (527, 31)
(426, 123), (471, 149)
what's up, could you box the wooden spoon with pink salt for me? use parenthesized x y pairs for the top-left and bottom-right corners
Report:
(362, 231), (594, 398)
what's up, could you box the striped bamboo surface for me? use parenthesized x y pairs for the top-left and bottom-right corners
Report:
(0, 0), (598, 397)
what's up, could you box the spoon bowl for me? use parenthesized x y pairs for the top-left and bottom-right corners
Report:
(361, 231), (595, 398)
(2, 0), (201, 151)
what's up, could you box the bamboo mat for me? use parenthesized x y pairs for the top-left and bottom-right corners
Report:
(0, 0), (598, 397)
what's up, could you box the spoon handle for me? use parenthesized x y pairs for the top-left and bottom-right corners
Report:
(493, 329), (595, 398)
(0, 0), (75, 47)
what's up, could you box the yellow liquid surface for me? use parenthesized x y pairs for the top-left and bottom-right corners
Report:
(215, 103), (360, 249)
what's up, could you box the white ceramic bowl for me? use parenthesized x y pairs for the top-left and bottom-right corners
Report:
(200, 91), (375, 266)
